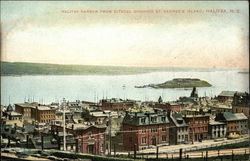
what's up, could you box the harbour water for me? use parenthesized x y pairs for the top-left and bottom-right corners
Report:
(1, 70), (249, 105)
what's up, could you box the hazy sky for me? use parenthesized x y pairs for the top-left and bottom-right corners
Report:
(1, 1), (249, 68)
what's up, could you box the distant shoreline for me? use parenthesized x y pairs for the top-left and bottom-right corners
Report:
(1, 61), (247, 76)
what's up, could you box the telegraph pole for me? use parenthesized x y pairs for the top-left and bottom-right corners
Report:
(63, 98), (66, 151)
(108, 112), (111, 155)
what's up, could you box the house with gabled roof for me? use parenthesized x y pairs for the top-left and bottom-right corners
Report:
(168, 112), (189, 145)
(215, 112), (248, 135)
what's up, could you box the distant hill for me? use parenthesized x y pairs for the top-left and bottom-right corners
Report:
(0, 61), (235, 76)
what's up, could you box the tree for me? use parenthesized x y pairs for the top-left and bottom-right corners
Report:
(81, 109), (91, 121)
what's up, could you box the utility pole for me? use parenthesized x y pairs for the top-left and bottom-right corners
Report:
(179, 148), (182, 161)
(108, 112), (111, 155)
(63, 98), (66, 151)
(192, 113), (195, 144)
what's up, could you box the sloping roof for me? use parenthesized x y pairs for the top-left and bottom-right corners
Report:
(234, 113), (248, 120)
(170, 113), (188, 127)
(6, 104), (14, 112)
(37, 106), (53, 111)
(123, 112), (170, 126)
(15, 102), (38, 108)
(224, 112), (247, 121)
(218, 91), (237, 97)
(209, 120), (226, 125)
(7, 111), (22, 116)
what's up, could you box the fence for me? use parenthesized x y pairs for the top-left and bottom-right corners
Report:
(114, 137), (249, 160)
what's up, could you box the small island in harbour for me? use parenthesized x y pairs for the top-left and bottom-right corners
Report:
(135, 78), (212, 89)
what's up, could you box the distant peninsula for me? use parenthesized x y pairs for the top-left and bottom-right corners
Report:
(0, 61), (235, 76)
(238, 71), (249, 74)
(135, 78), (212, 89)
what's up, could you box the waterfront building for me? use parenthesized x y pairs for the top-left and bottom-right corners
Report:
(101, 98), (136, 111)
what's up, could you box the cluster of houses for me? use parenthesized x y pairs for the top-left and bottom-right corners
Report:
(1, 89), (249, 155)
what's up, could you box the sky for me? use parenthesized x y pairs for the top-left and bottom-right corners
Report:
(1, 1), (249, 68)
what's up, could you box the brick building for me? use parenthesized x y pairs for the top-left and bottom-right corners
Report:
(31, 106), (56, 123)
(101, 98), (136, 111)
(51, 124), (106, 155)
(122, 111), (170, 151)
(232, 92), (250, 118)
(15, 102), (38, 120)
(183, 114), (209, 142)
(155, 102), (182, 112)
(15, 102), (56, 123)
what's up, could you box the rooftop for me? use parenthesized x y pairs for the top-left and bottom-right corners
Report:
(218, 91), (237, 97)
(209, 120), (226, 125)
(170, 112), (188, 127)
(36, 106), (53, 111)
(223, 112), (248, 121)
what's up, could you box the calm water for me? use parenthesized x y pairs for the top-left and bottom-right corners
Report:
(1, 70), (249, 105)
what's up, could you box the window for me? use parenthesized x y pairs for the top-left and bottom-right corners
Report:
(161, 117), (166, 122)
(151, 117), (157, 123)
(162, 135), (167, 142)
(151, 128), (158, 133)
(141, 129), (147, 133)
(141, 118), (146, 124)
(129, 137), (132, 142)
(142, 137), (147, 144)
(162, 127), (166, 131)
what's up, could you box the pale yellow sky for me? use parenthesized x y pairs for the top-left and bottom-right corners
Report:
(1, 1), (249, 68)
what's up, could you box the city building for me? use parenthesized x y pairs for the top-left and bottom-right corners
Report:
(122, 111), (170, 151)
(15, 103), (38, 121)
(169, 112), (189, 145)
(5, 104), (22, 121)
(183, 114), (209, 142)
(217, 91), (236, 102)
(215, 112), (249, 135)
(232, 92), (250, 118)
(101, 98), (136, 111)
(208, 120), (227, 139)
(51, 123), (106, 155)
(155, 102), (182, 112)
(31, 106), (56, 123)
